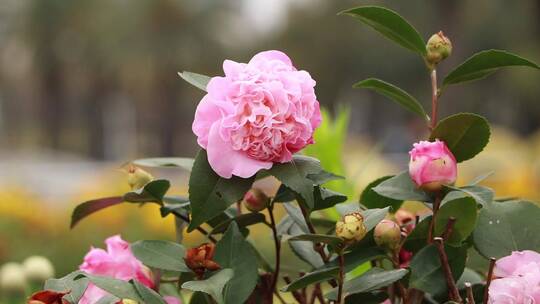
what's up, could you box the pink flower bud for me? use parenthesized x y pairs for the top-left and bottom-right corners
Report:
(242, 188), (269, 212)
(408, 140), (457, 192)
(374, 220), (402, 252)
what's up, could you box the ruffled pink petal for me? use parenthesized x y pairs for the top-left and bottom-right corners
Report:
(249, 50), (292, 66)
(495, 250), (540, 277)
(207, 122), (272, 178)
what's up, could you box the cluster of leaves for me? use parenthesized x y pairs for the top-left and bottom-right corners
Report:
(42, 4), (540, 304)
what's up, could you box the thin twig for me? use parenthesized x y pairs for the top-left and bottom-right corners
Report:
(284, 276), (305, 303)
(427, 196), (442, 244)
(465, 282), (475, 304)
(433, 237), (462, 302)
(336, 253), (345, 304)
(170, 209), (217, 243)
(430, 69), (438, 129)
(483, 257), (496, 304)
(268, 205), (282, 301)
(442, 217), (457, 241)
(299, 205), (330, 262)
(274, 290), (287, 304)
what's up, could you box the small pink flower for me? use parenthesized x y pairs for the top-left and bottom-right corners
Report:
(192, 50), (321, 178)
(408, 140), (457, 191)
(494, 250), (540, 278)
(79, 235), (154, 304)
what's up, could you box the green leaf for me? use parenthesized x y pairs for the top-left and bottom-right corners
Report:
(280, 216), (325, 268)
(434, 197), (478, 245)
(361, 176), (403, 211)
(362, 207), (390, 231)
(266, 155), (322, 209)
(133, 157), (194, 170)
(123, 179), (171, 204)
(75, 273), (142, 301)
(44, 271), (89, 304)
(188, 150), (254, 231)
(181, 269), (234, 304)
(473, 200), (540, 258)
(287, 234), (344, 249)
(442, 50), (540, 87)
(457, 268), (483, 289)
(132, 279), (166, 304)
(372, 171), (430, 202)
(214, 222), (259, 304)
(313, 186), (348, 211)
(340, 6), (426, 55)
(131, 240), (188, 272)
(467, 171), (494, 186)
(326, 268), (408, 300)
(354, 78), (427, 119)
(209, 212), (266, 235)
(70, 197), (124, 228)
(403, 216), (432, 253)
(95, 295), (121, 304)
(444, 185), (494, 207)
(307, 170), (345, 185)
(409, 244), (467, 295)
(178, 71), (211, 92)
(282, 267), (339, 292)
(430, 113), (491, 162)
(282, 203), (310, 233)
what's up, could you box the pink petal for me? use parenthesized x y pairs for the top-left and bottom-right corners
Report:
(249, 50), (292, 66)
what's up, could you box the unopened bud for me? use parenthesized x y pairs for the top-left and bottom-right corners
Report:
(0, 262), (27, 293)
(374, 220), (402, 251)
(336, 212), (367, 243)
(409, 140), (457, 193)
(242, 188), (269, 212)
(426, 31), (452, 68)
(23, 256), (55, 282)
(125, 164), (154, 190)
(122, 300), (138, 304)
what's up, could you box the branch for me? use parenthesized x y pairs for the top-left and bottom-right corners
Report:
(465, 282), (475, 304)
(442, 217), (457, 241)
(433, 237), (462, 302)
(483, 257), (496, 304)
(268, 205), (282, 301)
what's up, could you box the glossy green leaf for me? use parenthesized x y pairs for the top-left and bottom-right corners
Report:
(409, 244), (467, 295)
(442, 50), (540, 87)
(430, 113), (490, 162)
(340, 6), (426, 55)
(306, 170), (344, 185)
(313, 186), (348, 211)
(133, 157), (194, 171)
(326, 268), (408, 300)
(266, 155), (321, 209)
(44, 271), (89, 304)
(209, 212), (266, 234)
(288, 234), (344, 249)
(188, 150), (254, 231)
(75, 273), (142, 301)
(282, 267), (339, 292)
(181, 269), (234, 304)
(282, 203), (310, 233)
(123, 179), (171, 204)
(280, 216), (325, 268)
(362, 207), (390, 231)
(95, 295), (121, 304)
(71, 197), (124, 228)
(434, 197), (478, 245)
(473, 200), (540, 258)
(131, 240), (188, 272)
(444, 185), (494, 207)
(361, 175), (404, 210)
(178, 71), (211, 92)
(457, 268), (483, 289)
(214, 223), (259, 304)
(132, 279), (166, 304)
(372, 171), (430, 202)
(354, 78), (427, 119)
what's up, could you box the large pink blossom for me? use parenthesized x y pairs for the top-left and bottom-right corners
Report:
(79, 235), (154, 304)
(192, 50), (321, 178)
(408, 140), (457, 190)
(488, 251), (540, 303)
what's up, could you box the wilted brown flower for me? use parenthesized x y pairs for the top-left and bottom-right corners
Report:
(184, 243), (221, 278)
(28, 290), (69, 304)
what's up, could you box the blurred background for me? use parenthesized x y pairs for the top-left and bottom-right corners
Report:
(0, 0), (540, 294)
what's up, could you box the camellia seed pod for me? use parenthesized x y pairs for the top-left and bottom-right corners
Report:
(336, 212), (367, 244)
(374, 219), (402, 252)
(425, 31), (452, 68)
(242, 188), (270, 212)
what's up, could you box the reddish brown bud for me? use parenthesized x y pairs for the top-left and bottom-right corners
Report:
(242, 188), (269, 212)
(184, 243), (221, 278)
(27, 290), (69, 304)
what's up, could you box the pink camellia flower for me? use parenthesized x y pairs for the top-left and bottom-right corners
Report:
(488, 251), (540, 304)
(408, 140), (457, 191)
(79, 235), (154, 304)
(494, 250), (540, 278)
(192, 50), (321, 178)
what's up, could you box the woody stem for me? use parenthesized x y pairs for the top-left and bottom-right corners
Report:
(268, 203), (282, 300)
(430, 69), (438, 130)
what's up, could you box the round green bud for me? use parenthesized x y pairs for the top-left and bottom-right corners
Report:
(374, 219), (402, 252)
(426, 31), (452, 68)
